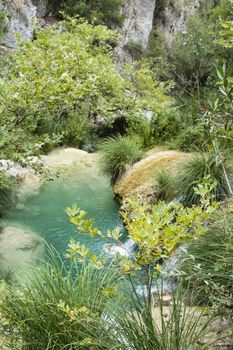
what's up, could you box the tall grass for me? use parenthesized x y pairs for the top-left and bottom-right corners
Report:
(99, 135), (144, 186)
(2, 250), (121, 350)
(2, 250), (217, 349)
(176, 153), (231, 206)
(110, 284), (214, 350)
(180, 213), (233, 317)
(154, 169), (175, 201)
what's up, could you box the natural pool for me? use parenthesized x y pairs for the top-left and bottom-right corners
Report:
(0, 149), (125, 275)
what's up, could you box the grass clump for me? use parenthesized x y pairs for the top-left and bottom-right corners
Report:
(2, 253), (121, 350)
(111, 284), (214, 350)
(176, 153), (231, 206)
(180, 211), (233, 318)
(99, 135), (144, 185)
(154, 169), (175, 201)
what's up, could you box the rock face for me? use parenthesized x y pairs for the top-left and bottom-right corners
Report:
(0, 0), (37, 48)
(154, 0), (202, 46)
(116, 0), (156, 60)
(32, 0), (48, 18)
(0, 0), (204, 51)
(116, 0), (204, 61)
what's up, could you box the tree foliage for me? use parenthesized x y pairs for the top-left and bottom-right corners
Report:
(0, 18), (172, 160)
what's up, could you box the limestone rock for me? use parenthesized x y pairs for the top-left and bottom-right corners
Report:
(32, 0), (48, 18)
(0, 0), (37, 48)
(116, 0), (156, 62)
(0, 159), (36, 179)
(114, 149), (189, 199)
(154, 0), (202, 46)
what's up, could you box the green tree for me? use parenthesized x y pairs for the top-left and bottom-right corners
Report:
(0, 19), (172, 160)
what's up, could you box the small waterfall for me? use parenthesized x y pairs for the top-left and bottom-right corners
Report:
(123, 238), (135, 253)
(104, 238), (136, 257)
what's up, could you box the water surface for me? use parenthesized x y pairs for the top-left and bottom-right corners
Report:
(0, 152), (124, 274)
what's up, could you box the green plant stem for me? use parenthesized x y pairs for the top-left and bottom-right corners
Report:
(212, 139), (233, 196)
(145, 267), (153, 315)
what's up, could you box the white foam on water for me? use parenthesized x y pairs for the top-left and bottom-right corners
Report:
(104, 238), (136, 257)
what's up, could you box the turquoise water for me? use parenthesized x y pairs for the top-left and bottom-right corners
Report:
(2, 165), (124, 272)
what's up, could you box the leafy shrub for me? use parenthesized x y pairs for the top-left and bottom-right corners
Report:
(62, 113), (91, 148)
(176, 153), (231, 206)
(3, 254), (120, 350)
(126, 115), (153, 148)
(124, 40), (144, 60)
(211, 0), (233, 21)
(0, 20), (172, 160)
(180, 211), (233, 317)
(174, 124), (209, 152)
(0, 125), (62, 161)
(57, 0), (124, 27)
(150, 111), (183, 143)
(0, 20), (127, 156)
(99, 135), (144, 185)
(64, 188), (218, 349)
(127, 109), (182, 148)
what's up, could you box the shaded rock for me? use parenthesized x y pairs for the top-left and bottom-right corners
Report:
(32, 0), (48, 18)
(201, 318), (233, 350)
(0, 226), (44, 275)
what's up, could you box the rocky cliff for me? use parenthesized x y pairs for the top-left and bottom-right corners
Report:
(154, 0), (203, 46)
(116, 0), (156, 61)
(0, 0), (48, 48)
(116, 0), (208, 61)
(0, 0), (206, 53)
